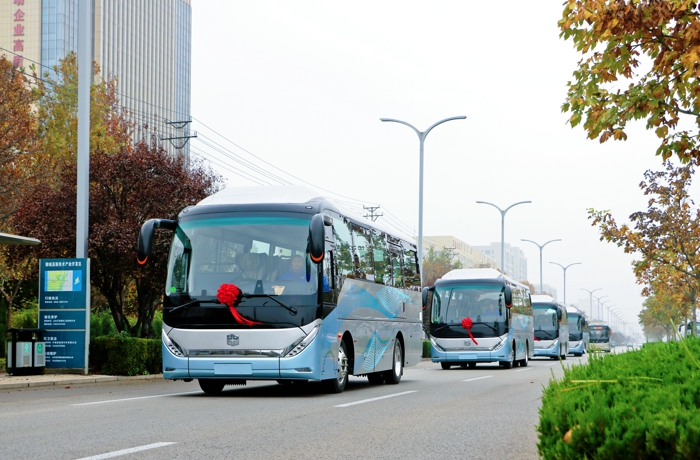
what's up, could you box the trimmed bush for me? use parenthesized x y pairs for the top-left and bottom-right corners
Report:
(537, 338), (700, 459)
(90, 334), (161, 376)
(422, 340), (431, 358)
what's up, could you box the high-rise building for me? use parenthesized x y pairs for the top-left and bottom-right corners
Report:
(0, 0), (192, 158)
(422, 235), (497, 270)
(473, 242), (528, 282)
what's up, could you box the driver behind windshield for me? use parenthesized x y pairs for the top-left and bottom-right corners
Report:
(277, 255), (306, 281)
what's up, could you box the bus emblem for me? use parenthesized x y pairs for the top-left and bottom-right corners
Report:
(227, 334), (239, 346)
(465, 340), (472, 346)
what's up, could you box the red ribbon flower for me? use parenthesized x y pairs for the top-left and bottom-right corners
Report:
(461, 317), (479, 345)
(217, 283), (261, 326)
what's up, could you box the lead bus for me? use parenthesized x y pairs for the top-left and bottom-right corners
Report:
(422, 268), (534, 369)
(137, 186), (423, 394)
(531, 295), (569, 360)
(588, 321), (612, 353)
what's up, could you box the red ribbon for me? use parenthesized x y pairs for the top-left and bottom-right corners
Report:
(461, 317), (478, 345)
(217, 284), (261, 326)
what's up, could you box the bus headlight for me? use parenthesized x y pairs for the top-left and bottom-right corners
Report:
(283, 325), (320, 358)
(430, 337), (445, 352)
(162, 329), (187, 357)
(547, 340), (559, 350)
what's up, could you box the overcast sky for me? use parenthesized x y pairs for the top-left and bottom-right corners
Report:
(188, 1), (675, 338)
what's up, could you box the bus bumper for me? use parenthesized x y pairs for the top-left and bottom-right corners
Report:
(430, 343), (512, 364)
(568, 340), (585, 355)
(533, 341), (560, 357)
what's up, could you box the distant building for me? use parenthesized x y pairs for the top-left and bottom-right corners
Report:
(0, 0), (193, 159)
(473, 242), (528, 282)
(422, 235), (497, 270)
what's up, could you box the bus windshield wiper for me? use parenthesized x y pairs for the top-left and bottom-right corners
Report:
(536, 330), (555, 339)
(471, 322), (499, 334)
(431, 323), (456, 333)
(239, 294), (298, 315)
(169, 299), (222, 313)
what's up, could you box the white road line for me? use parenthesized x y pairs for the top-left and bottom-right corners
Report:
(72, 391), (201, 406)
(334, 390), (417, 408)
(515, 367), (534, 372)
(544, 363), (556, 367)
(75, 442), (176, 460)
(462, 375), (494, 382)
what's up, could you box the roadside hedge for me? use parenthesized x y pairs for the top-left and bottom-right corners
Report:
(537, 338), (700, 459)
(90, 335), (161, 376)
(422, 340), (430, 358)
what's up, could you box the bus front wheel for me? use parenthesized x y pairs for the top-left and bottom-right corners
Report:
(324, 341), (349, 393)
(441, 362), (452, 370)
(199, 379), (225, 395)
(501, 345), (515, 369)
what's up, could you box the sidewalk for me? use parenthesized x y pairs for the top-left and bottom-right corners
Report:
(0, 371), (163, 390)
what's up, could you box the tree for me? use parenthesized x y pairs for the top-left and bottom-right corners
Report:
(589, 160), (700, 332)
(0, 55), (39, 221)
(421, 245), (463, 287)
(11, 140), (221, 337)
(560, 0), (700, 162)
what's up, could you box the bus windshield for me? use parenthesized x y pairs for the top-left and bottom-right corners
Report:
(533, 303), (559, 339)
(430, 283), (506, 338)
(568, 313), (583, 340)
(164, 212), (320, 328)
(589, 326), (610, 343)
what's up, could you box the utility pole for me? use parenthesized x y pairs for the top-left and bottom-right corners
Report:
(161, 120), (197, 162)
(363, 205), (383, 222)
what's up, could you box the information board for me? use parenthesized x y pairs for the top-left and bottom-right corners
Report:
(38, 258), (90, 374)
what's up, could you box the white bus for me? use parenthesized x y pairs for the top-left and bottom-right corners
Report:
(531, 295), (568, 360)
(588, 321), (612, 353)
(137, 186), (423, 394)
(423, 269), (534, 369)
(566, 306), (588, 356)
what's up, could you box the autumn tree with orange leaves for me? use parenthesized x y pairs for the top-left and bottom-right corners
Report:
(560, 0), (700, 162)
(589, 160), (700, 336)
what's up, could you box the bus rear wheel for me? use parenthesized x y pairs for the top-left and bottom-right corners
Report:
(199, 379), (225, 395)
(382, 340), (403, 385)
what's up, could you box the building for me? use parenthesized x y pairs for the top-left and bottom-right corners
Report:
(422, 235), (497, 270)
(0, 0), (192, 158)
(473, 242), (528, 282)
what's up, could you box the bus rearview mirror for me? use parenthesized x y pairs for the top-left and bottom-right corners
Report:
(309, 214), (325, 264)
(137, 219), (176, 265)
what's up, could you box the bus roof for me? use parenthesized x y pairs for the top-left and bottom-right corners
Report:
(194, 185), (416, 243)
(566, 306), (583, 314)
(531, 294), (556, 305)
(438, 268), (528, 289)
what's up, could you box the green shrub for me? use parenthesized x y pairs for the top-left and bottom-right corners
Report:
(90, 334), (161, 376)
(537, 338), (700, 459)
(422, 340), (430, 358)
(90, 311), (116, 339)
(10, 308), (38, 329)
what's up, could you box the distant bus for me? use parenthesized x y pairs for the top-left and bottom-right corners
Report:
(566, 306), (589, 356)
(531, 295), (569, 360)
(137, 186), (423, 394)
(423, 268), (534, 369)
(588, 322), (612, 353)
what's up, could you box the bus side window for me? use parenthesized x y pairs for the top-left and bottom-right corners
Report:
(352, 224), (374, 281)
(388, 247), (403, 287)
(322, 250), (337, 304)
(333, 220), (355, 279)
(402, 249), (419, 289)
(371, 231), (387, 285)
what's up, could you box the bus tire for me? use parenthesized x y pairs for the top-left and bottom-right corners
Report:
(199, 379), (225, 395)
(519, 346), (529, 367)
(324, 341), (349, 394)
(441, 362), (452, 370)
(382, 340), (403, 385)
(501, 344), (515, 369)
(468, 362), (477, 369)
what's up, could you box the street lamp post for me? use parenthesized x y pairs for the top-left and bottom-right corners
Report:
(593, 295), (608, 321)
(581, 288), (602, 320)
(600, 299), (613, 322)
(380, 116), (466, 283)
(476, 200), (532, 276)
(549, 262), (581, 305)
(521, 238), (561, 294)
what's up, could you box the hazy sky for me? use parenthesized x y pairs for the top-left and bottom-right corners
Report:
(188, 1), (675, 338)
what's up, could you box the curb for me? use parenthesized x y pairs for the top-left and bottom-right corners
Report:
(0, 373), (163, 390)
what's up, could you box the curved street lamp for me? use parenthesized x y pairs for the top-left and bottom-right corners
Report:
(380, 116), (466, 283)
(476, 200), (532, 276)
(593, 295), (608, 321)
(549, 262), (581, 305)
(581, 288), (601, 320)
(521, 238), (561, 294)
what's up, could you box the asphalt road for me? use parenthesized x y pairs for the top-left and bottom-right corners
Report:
(0, 354), (598, 460)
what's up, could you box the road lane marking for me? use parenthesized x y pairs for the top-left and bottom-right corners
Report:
(515, 367), (533, 372)
(75, 442), (176, 459)
(544, 363), (556, 367)
(72, 391), (201, 406)
(334, 390), (417, 407)
(462, 375), (494, 382)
